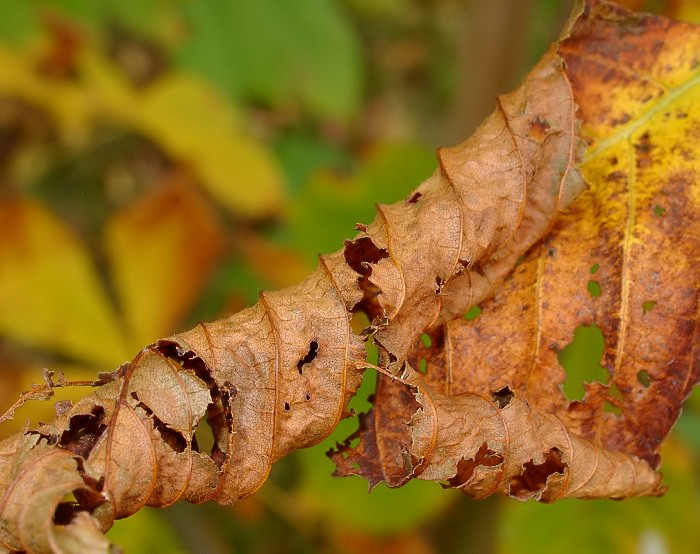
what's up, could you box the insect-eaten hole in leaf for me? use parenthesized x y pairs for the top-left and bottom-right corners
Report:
(653, 204), (666, 217)
(296, 340), (319, 374)
(58, 405), (106, 460)
(284, 401), (291, 412)
(587, 280), (602, 297)
(642, 300), (657, 314)
(193, 415), (216, 457)
(420, 333), (432, 348)
(53, 492), (80, 525)
(132, 391), (188, 453)
(445, 443), (503, 488)
(153, 416), (188, 453)
(407, 191), (422, 204)
(304, 393), (311, 401)
(491, 386), (514, 408)
(418, 358), (428, 374)
(344, 237), (389, 323)
(590, 263), (600, 274)
(343, 236), (389, 275)
(435, 275), (445, 294)
(558, 323), (609, 401)
(509, 447), (566, 499)
(464, 305), (482, 321)
(343, 237), (389, 325)
(637, 370), (651, 388)
(53, 484), (104, 526)
(157, 340), (234, 462)
(604, 382), (623, 416)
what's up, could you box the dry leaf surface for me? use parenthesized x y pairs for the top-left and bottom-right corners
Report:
(333, 0), (698, 502)
(0, 1), (697, 551)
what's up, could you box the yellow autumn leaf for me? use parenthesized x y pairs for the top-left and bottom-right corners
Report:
(0, 33), (284, 218)
(0, 200), (128, 367)
(103, 176), (225, 349)
(0, 45), (92, 146)
(81, 52), (285, 219)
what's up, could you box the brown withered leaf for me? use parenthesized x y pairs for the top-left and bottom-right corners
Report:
(333, 0), (697, 502)
(4, 1), (696, 550)
(0, 36), (584, 546)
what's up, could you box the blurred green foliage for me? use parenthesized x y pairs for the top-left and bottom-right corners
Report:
(0, 1), (698, 553)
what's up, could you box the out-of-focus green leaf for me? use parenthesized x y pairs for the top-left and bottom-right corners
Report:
(177, 0), (363, 120)
(84, 58), (285, 218)
(106, 507), (187, 554)
(275, 130), (353, 195)
(286, 142), (436, 262)
(0, 1), (35, 44)
(676, 388), (700, 454)
(0, 200), (128, 366)
(496, 439), (700, 554)
(0, 0), (181, 44)
(0, 37), (285, 218)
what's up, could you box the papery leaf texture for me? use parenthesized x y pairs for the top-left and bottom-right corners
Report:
(0, 1), (698, 552)
(333, 0), (698, 501)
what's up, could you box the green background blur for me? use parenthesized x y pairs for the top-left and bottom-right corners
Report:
(0, 1), (698, 552)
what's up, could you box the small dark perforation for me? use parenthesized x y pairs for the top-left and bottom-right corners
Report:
(297, 340), (319, 374)
(305, 393), (311, 401)
(407, 192), (422, 204)
(637, 370), (651, 387)
(284, 402), (291, 412)
(491, 386), (514, 408)
(642, 300), (657, 314)
(587, 280), (602, 297)
(464, 305), (482, 321)
(435, 276), (445, 294)
(418, 358), (428, 374)
(653, 204), (665, 217)
(455, 259), (470, 274)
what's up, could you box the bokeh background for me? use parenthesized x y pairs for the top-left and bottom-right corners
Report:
(0, 1), (698, 552)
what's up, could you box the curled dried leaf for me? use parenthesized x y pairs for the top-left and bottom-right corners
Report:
(335, 0), (698, 501)
(2, 2), (694, 551)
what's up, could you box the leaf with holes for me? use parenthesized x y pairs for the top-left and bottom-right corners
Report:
(335, 0), (698, 502)
(1, 1), (698, 550)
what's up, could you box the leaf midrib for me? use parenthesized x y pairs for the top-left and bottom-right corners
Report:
(583, 67), (700, 163)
